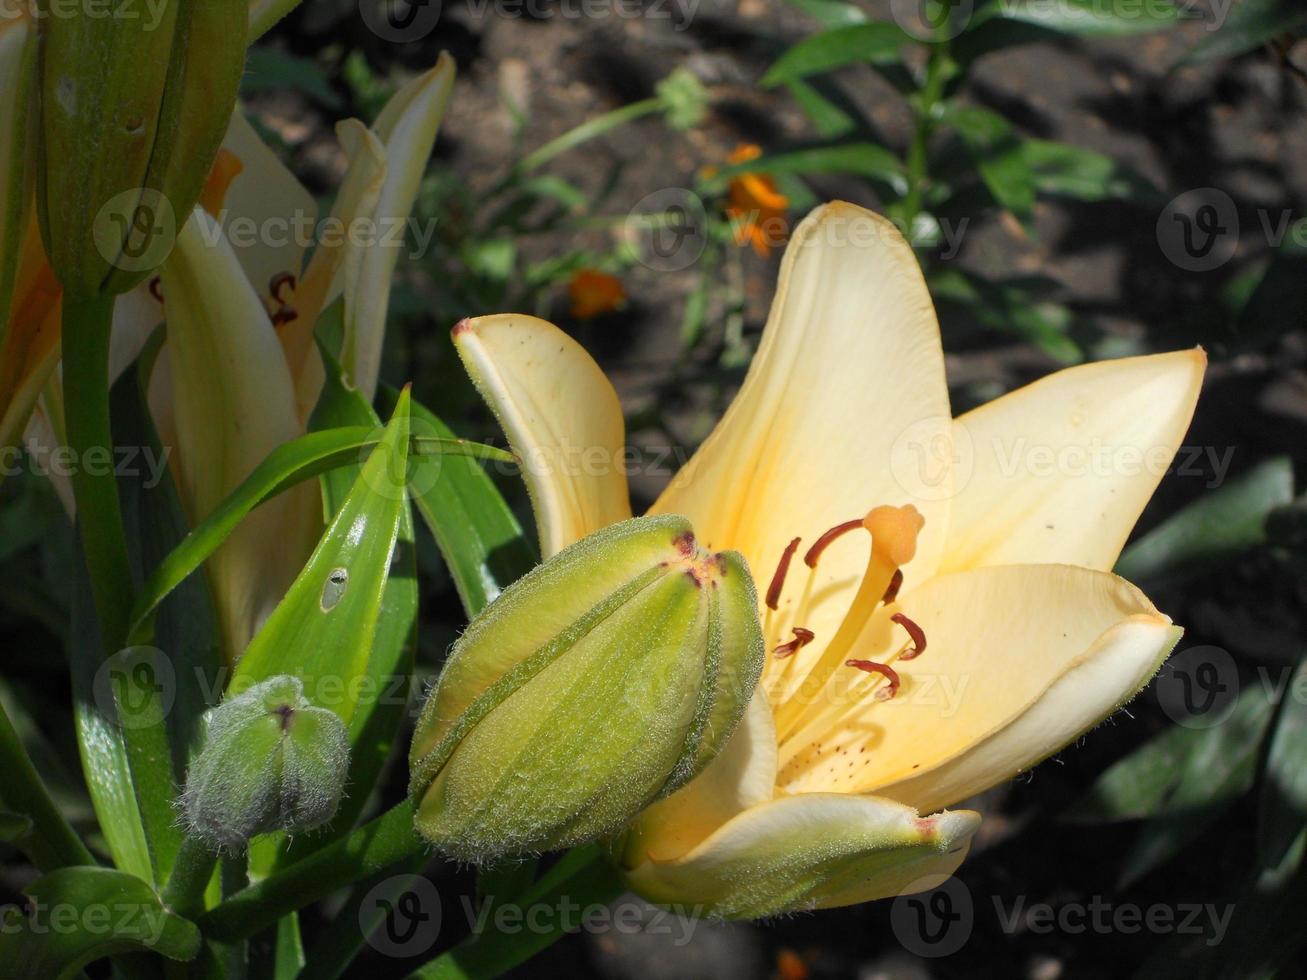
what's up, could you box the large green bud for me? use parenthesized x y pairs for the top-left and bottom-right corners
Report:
(34, 0), (247, 296)
(409, 515), (765, 861)
(182, 676), (351, 852)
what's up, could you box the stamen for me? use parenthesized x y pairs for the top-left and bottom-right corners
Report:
(881, 568), (903, 605)
(270, 272), (297, 304)
(766, 537), (801, 611)
(891, 612), (927, 659)
(773, 627), (815, 659)
(804, 519), (863, 568)
(148, 277), (164, 303)
(845, 659), (901, 700)
(271, 307), (299, 327)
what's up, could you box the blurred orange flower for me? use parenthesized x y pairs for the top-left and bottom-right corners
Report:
(568, 268), (626, 320)
(726, 143), (789, 257)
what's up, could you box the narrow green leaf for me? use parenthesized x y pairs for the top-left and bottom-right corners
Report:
(780, 0), (868, 28)
(1116, 457), (1295, 586)
(127, 427), (511, 646)
(1066, 684), (1275, 827)
(232, 392), (411, 725)
(0, 699), (92, 869)
(390, 390), (537, 619)
(981, 0), (1187, 38)
(1258, 657), (1307, 880)
(946, 104), (1036, 223)
(761, 23), (911, 87)
(0, 866), (201, 976)
(1020, 137), (1164, 203)
(1232, 217), (1307, 354)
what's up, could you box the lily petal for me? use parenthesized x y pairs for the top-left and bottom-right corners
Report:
(940, 350), (1205, 573)
(160, 208), (320, 658)
(776, 564), (1178, 807)
(453, 313), (632, 557)
(624, 792), (979, 918)
(346, 55), (455, 401)
(217, 110), (318, 306)
(624, 690), (778, 864)
(651, 202), (954, 665)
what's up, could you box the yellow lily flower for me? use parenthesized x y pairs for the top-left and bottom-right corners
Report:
(450, 201), (1204, 917)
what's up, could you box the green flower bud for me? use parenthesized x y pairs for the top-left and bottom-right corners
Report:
(182, 676), (350, 851)
(35, 0), (248, 296)
(409, 515), (765, 861)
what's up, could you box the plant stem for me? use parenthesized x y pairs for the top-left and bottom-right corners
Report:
(901, 40), (952, 237)
(0, 697), (95, 870)
(61, 292), (134, 651)
(198, 801), (425, 941)
(162, 835), (218, 920)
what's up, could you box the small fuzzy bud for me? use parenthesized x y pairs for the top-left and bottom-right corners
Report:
(183, 676), (350, 851)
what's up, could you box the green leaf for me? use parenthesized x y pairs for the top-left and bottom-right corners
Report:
(1181, 0), (1307, 64)
(928, 266), (1083, 362)
(780, 0), (868, 28)
(409, 846), (623, 980)
(0, 811), (33, 842)
(1066, 684), (1275, 885)
(761, 23), (911, 87)
(243, 47), (343, 109)
(978, 0), (1187, 38)
(782, 79), (859, 137)
(303, 349), (418, 835)
(127, 427), (512, 646)
(232, 392), (411, 725)
(1232, 217), (1307, 353)
(946, 104), (1035, 223)
(1020, 137), (1164, 203)
(1115, 457), (1295, 587)
(0, 866), (201, 976)
(1259, 658), (1307, 880)
(710, 142), (907, 195)
(390, 389), (537, 619)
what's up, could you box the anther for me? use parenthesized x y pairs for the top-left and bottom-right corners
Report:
(845, 659), (901, 700)
(766, 537), (801, 611)
(148, 277), (164, 303)
(269, 272), (297, 304)
(881, 568), (903, 605)
(271, 307), (299, 327)
(804, 519), (863, 568)
(891, 612), (926, 659)
(774, 627), (815, 659)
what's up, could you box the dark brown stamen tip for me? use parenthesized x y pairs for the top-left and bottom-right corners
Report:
(804, 519), (864, 568)
(148, 276), (164, 303)
(766, 537), (801, 611)
(271, 307), (299, 327)
(269, 272), (297, 303)
(881, 568), (904, 605)
(891, 612), (927, 660)
(774, 627), (815, 659)
(846, 659), (901, 700)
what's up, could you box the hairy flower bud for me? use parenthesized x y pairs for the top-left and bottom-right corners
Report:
(182, 676), (350, 851)
(34, 0), (247, 296)
(409, 515), (765, 861)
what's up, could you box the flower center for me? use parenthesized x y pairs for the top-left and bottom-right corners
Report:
(760, 504), (930, 746)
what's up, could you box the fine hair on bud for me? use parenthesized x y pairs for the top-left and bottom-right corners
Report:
(182, 675), (351, 852)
